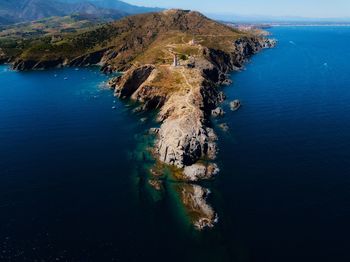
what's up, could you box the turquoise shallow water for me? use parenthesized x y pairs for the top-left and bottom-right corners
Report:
(1, 26), (350, 261)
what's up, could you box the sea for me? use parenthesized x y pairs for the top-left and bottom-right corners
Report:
(1, 26), (350, 261)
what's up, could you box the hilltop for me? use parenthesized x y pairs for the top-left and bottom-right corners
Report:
(1, 10), (275, 229)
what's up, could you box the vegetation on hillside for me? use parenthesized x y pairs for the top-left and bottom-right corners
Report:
(1, 10), (252, 70)
(1, 12), (129, 61)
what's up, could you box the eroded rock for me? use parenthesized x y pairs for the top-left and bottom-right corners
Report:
(211, 107), (225, 117)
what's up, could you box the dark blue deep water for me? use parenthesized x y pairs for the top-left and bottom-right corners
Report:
(1, 27), (350, 261)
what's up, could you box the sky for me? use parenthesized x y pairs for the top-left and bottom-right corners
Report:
(125, 0), (350, 18)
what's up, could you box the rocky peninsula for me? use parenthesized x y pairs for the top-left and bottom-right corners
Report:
(109, 35), (274, 179)
(1, 9), (275, 230)
(108, 11), (274, 229)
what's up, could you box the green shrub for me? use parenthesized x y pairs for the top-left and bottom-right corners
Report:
(180, 54), (188, 60)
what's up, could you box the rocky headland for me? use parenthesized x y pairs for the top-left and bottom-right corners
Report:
(108, 30), (275, 181)
(2, 9), (275, 229)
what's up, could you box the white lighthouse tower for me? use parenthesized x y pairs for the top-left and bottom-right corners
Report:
(173, 54), (179, 67)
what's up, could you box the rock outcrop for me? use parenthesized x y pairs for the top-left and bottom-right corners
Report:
(183, 163), (220, 181)
(111, 65), (155, 98)
(211, 107), (225, 117)
(179, 184), (218, 230)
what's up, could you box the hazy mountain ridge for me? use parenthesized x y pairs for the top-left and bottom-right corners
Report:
(207, 12), (350, 23)
(57, 0), (163, 14)
(1, 0), (67, 24)
(0, 0), (160, 25)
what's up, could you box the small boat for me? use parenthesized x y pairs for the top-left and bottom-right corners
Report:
(112, 106), (116, 109)
(64, 77), (68, 80)
(230, 99), (241, 111)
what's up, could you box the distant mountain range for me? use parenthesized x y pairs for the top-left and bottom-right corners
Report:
(58, 0), (163, 14)
(0, 0), (162, 25)
(207, 13), (350, 23)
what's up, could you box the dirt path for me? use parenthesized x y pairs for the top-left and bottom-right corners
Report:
(180, 68), (197, 113)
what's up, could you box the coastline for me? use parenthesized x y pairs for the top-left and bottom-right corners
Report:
(270, 24), (350, 27)
(0, 9), (276, 230)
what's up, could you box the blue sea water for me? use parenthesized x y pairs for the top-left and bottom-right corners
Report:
(1, 26), (350, 261)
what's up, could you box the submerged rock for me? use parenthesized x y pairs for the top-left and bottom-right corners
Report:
(230, 99), (241, 111)
(218, 123), (229, 132)
(148, 179), (163, 191)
